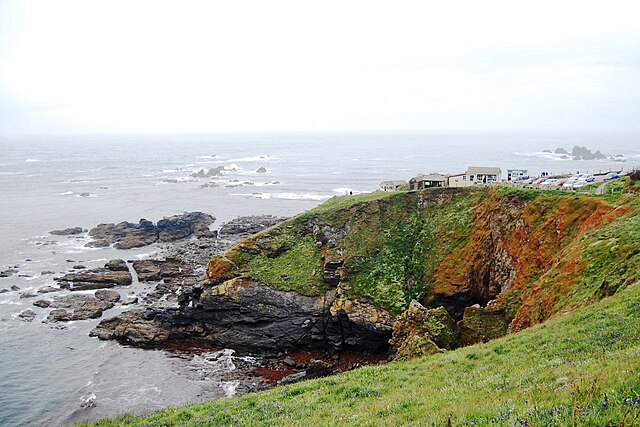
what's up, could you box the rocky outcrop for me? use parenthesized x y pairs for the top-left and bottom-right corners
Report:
(218, 215), (285, 238)
(45, 290), (120, 322)
(50, 227), (86, 236)
(92, 279), (392, 354)
(57, 259), (132, 291)
(389, 301), (456, 360)
(87, 212), (216, 249)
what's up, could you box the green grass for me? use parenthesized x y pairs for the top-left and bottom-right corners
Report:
(298, 191), (405, 221)
(245, 234), (326, 296)
(76, 282), (640, 427)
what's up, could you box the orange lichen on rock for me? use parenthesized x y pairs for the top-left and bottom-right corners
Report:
(206, 256), (237, 283)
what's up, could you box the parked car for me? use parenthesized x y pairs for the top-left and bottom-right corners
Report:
(584, 174), (595, 182)
(562, 179), (577, 189)
(572, 180), (590, 189)
(532, 178), (547, 185)
(604, 173), (621, 181)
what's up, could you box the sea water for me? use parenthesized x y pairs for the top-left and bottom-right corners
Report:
(0, 132), (638, 426)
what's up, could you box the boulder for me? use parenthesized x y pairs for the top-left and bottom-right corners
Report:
(132, 259), (185, 282)
(18, 309), (37, 322)
(95, 289), (120, 303)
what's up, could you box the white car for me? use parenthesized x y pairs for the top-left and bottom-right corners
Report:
(572, 180), (590, 189)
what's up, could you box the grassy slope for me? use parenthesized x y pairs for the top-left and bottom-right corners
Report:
(78, 281), (640, 426)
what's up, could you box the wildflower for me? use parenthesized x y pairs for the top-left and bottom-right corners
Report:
(601, 402), (607, 409)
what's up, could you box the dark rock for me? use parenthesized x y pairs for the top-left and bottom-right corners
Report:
(10, 285), (20, 291)
(554, 147), (569, 154)
(41, 271), (56, 275)
(18, 309), (37, 322)
(20, 292), (36, 299)
(277, 372), (307, 386)
(218, 215), (286, 237)
(72, 265), (86, 270)
(95, 289), (120, 303)
(256, 167), (267, 173)
(92, 280), (392, 355)
(87, 212), (215, 249)
(50, 227), (86, 236)
(282, 356), (297, 367)
(37, 286), (59, 294)
(1, 269), (18, 278)
(0, 289), (8, 294)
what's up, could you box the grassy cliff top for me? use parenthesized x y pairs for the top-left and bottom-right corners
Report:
(77, 280), (640, 426)
(209, 186), (640, 325)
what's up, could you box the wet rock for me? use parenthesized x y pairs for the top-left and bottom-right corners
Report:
(256, 167), (267, 173)
(1, 269), (18, 278)
(20, 292), (36, 299)
(33, 299), (52, 308)
(18, 309), (37, 322)
(10, 285), (21, 291)
(41, 271), (56, 275)
(95, 289), (120, 303)
(0, 288), (8, 294)
(46, 294), (116, 322)
(72, 265), (86, 270)
(122, 295), (139, 305)
(218, 215), (286, 237)
(92, 280), (392, 355)
(37, 286), (60, 294)
(57, 260), (132, 291)
(50, 227), (86, 236)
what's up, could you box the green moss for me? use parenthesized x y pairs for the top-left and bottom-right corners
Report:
(245, 235), (326, 296)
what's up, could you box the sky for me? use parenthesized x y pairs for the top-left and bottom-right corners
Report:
(0, 0), (639, 134)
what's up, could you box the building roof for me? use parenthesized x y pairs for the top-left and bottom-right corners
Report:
(467, 166), (501, 175)
(380, 180), (407, 186)
(411, 173), (447, 182)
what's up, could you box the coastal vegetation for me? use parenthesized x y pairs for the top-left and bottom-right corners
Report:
(83, 181), (640, 425)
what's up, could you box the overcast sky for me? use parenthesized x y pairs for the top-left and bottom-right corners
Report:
(0, 0), (639, 134)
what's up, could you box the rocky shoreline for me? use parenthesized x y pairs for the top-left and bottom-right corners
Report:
(3, 211), (391, 404)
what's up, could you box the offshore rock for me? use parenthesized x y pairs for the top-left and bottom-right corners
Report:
(50, 227), (86, 236)
(57, 259), (132, 291)
(92, 279), (392, 355)
(86, 212), (215, 249)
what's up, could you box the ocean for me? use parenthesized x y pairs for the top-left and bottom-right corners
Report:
(0, 132), (638, 426)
